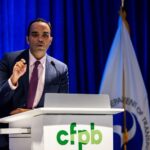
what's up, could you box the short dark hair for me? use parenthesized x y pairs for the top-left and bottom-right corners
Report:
(27, 18), (51, 36)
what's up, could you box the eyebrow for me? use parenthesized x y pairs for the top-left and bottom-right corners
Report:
(31, 31), (50, 34)
(43, 32), (50, 34)
(31, 31), (38, 34)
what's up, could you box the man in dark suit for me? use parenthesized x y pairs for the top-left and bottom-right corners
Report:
(0, 18), (69, 149)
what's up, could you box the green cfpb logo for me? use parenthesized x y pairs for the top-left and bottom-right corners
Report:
(56, 122), (103, 150)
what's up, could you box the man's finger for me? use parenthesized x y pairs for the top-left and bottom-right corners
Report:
(20, 59), (26, 64)
(10, 108), (30, 115)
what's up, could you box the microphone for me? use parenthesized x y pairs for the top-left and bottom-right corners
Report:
(50, 60), (55, 67)
(50, 61), (60, 84)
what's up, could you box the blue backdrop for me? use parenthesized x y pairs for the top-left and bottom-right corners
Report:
(0, 0), (149, 104)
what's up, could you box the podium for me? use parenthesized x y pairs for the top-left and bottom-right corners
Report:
(0, 94), (123, 150)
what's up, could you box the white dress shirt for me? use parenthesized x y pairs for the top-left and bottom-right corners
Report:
(29, 51), (46, 107)
(8, 50), (46, 108)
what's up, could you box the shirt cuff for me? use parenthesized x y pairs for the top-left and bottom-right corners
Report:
(8, 78), (18, 90)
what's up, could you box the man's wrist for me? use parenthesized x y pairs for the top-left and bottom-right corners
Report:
(8, 78), (18, 90)
(10, 75), (18, 86)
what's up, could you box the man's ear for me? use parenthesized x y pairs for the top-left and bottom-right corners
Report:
(50, 36), (53, 43)
(26, 36), (29, 44)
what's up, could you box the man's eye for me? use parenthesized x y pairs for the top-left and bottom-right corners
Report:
(43, 33), (50, 38)
(31, 33), (39, 37)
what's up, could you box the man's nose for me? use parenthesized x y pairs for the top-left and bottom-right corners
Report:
(38, 36), (43, 42)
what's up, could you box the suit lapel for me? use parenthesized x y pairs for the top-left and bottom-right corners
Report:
(37, 56), (53, 107)
(19, 50), (30, 99)
(44, 56), (53, 91)
(12, 50), (29, 107)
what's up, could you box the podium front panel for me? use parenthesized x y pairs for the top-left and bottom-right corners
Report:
(9, 114), (113, 150)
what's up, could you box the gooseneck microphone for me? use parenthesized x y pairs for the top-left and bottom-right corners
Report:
(50, 60), (55, 68)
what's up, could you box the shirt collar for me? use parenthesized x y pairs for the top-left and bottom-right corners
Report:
(29, 50), (46, 68)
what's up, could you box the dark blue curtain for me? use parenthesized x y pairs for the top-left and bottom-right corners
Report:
(0, 0), (150, 103)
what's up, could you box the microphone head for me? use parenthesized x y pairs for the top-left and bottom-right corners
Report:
(51, 61), (55, 66)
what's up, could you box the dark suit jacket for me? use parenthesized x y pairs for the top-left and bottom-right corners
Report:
(0, 49), (69, 117)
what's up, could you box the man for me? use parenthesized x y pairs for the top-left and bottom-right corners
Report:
(0, 18), (69, 149)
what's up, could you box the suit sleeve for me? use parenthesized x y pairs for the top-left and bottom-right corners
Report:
(0, 54), (15, 106)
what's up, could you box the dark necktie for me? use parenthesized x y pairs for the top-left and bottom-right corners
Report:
(27, 61), (40, 108)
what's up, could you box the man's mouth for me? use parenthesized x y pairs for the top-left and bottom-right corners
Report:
(37, 44), (44, 47)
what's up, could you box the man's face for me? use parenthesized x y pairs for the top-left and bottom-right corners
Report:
(27, 22), (53, 59)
